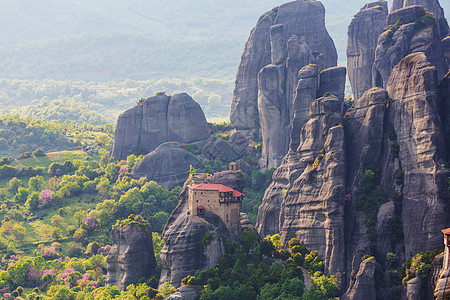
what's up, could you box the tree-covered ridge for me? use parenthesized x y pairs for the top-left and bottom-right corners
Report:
(0, 77), (233, 125)
(0, 114), (112, 156)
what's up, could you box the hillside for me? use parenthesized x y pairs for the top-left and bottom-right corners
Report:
(2, 0), (448, 81)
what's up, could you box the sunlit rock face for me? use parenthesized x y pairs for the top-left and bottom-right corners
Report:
(230, 0), (337, 169)
(112, 92), (210, 161)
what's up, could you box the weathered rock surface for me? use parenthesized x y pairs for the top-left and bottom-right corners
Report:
(443, 36), (450, 65)
(229, 132), (249, 155)
(257, 64), (346, 238)
(391, 0), (449, 38)
(258, 63), (290, 169)
(345, 88), (389, 195)
(407, 277), (424, 300)
(375, 201), (396, 260)
(435, 266), (450, 300)
(343, 258), (376, 300)
(281, 96), (345, 282)
(386, 52), (449, 254)
(202, 138), (240, 161)
(131, 142), (199, 190)
(166, 286), (200, 300)
(106, 224), (156, 291)
(230, 0), (337, 144)
(112, 93), (210, 160)
(159, 171), (245, 287)
(347, 1), (388, 100)
(373, 5), (448, 89)
(430, 254), (444, 299)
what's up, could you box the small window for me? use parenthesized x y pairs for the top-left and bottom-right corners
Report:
(196, 200), (198, 203)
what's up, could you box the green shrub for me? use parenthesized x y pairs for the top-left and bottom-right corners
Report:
(202, 233), (214, 246)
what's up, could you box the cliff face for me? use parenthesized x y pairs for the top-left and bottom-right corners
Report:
(257, 64), (346, 239)
(112, 93), (210, 160)
(230, 0), (337, 168)
(386, 52), (449, 254)
(131, 142), (199, 190)
(347, 1), (388, 100)
(106, 224), (156, 291)
(373, 5), (448, 89)
(159, 171), (245, 287)
(257, 0), (450, 291)
(391, 0), (449, 38)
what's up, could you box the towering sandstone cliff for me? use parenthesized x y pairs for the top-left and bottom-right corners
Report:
(257, 0), (450, 293)
(230, 0), (337, 168)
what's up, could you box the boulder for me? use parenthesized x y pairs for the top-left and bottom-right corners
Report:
(106, 223), (156, 291)
(131, 142), (199, 190)
(159, 171), (245, 287)
(203, 138), (240, 161)
(347, 1), (388, 100)
(112, 93), (209, 160)
(343, 258), (376, 300)
(229, 132), (249, 155)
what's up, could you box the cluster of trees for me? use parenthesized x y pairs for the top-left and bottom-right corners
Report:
(181, 232), (339, 300)
(0, 114), (112, 156)
(0, 77), (233, 126)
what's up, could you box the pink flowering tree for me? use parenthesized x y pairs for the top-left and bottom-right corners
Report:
(40, 190), (53, 205)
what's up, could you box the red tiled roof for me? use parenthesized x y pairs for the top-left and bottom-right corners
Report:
(442, 228), (450, 235)
(197, 206), (205, 209)
(190, 183), (244, 197)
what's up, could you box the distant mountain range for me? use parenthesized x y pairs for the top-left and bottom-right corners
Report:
(0, 0), (448, 81)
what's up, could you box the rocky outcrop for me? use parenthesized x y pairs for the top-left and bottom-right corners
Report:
(386, 52), (449, 254)
(347, 1), (388, 100)
(430, 254), (444, 298)
(159, 171), (245, 287)
(373, 5), (448, 89)
(112, 93), (210, 160)
(443, 36), (450, 65)
(230, 0), (337, 149)
(202, 138), (241, 161)
(131, 142), (199, 190)
(167, 286), (200, 300)
(257, 64), (346, 238)
(280, 95), (346, 282)
(435, 267), (450, 300)
(407, 277), (424, 300)
(106, 223), (156, 291)
(345, 88), (389, 195)
(391, 0), (449, 38)
(343, 258), (376, 300)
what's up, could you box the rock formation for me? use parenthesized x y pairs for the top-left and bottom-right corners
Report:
(112, 93), (210, 160)
(131, 142), (199, 190)
(343, 258), (376, 300)
(373, 5), (448, 89)
(258, 0), (450, 290)
(159, 170), (245, 287)
(257, 64), (346, 240)
(386, 52), (448, 254)
(347, 1), (388, 100)
(391, 0), (449, 38)
(106, 220), (156, 291)
(230, 0), (337, 168)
